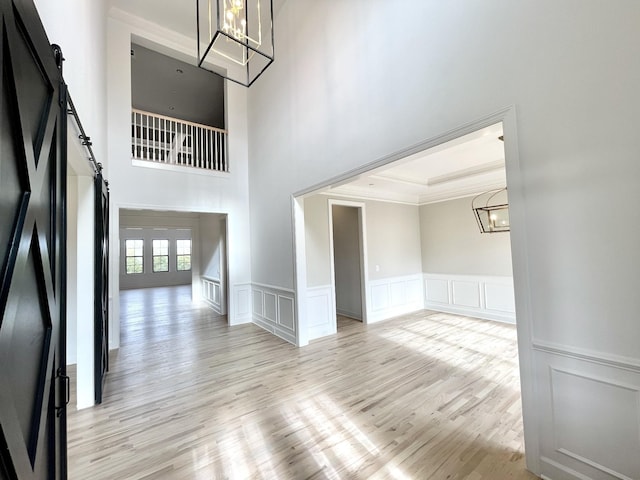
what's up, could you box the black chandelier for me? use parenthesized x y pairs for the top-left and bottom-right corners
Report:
(472, 187), (510, 233)
(196, 0), (274, 87)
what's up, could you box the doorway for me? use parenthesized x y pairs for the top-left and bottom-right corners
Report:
(330, 202), (367, 325)
(109, 209), (231, 367)
(292, 106), (534, 470)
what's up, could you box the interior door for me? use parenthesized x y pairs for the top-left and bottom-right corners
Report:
(0, 0), (68, 478)
(94, 171), (109, 404)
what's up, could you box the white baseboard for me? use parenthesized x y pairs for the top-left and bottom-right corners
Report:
(423, 302), (515, 324)
(539, 457), (590, 480)
(252, 316), (297, 345)
(336, 308), (362, 321)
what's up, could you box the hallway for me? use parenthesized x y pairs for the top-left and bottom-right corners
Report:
(67, 286), (535, 479)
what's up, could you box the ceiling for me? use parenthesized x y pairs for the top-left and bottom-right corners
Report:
(108, 0), (288, 40)
(131, 44), (225, 128)
(325, 123), (507, 205)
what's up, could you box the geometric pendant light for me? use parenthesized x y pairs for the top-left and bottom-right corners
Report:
(196, 0), (274, 87)
(472, 187), (510, 233)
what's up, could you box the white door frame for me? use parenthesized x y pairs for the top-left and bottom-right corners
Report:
(328, 200), (369, 329)
(110, 205), (235, 346)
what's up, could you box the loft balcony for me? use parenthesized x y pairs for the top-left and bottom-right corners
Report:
(131, 109), (228, 173)
(130, 43), (226, 175)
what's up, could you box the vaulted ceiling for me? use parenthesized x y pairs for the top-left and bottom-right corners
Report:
(108, 1), (506, 205)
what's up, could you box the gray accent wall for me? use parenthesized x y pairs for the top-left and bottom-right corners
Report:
(420, 196), (513, 276)
(131, 44), (225, 128)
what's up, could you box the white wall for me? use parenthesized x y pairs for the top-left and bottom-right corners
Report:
(420, 196), (513, 276)
(119, 227), (192, 290)
(119, 211), (196, 290)
(34, 0), (107, 173)
(106, 12), (253, 348)
(249, 2), (640, 478)
(304, 195), (332, 287)
(332, 205), (362, 320)
(74, 176), (95, 409)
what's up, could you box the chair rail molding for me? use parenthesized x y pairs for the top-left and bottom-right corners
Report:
(532, 339), (640, 373)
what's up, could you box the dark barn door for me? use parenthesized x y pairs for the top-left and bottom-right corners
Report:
(94, 170), (109, 404)
(0, 1), (68, 479)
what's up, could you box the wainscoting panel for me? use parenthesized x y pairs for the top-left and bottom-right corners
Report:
(368, 274), (424, 323)
(264, 293), (277, 323)
(424, 274), (515, 323)
(202, 276), (222, 314)
(233, 283), (252, 324)
(390, 281), (404, 307)
(451, 280), (481, 308)
(251, 283), (296, 345)
(253, 290), (264, 317)
(535, 346), (640, 480)
(307, 285), (334, 341)
(484, 281), (515, 313)
(370, 283), (389, 311)
(425, 278), (449, 305)
(278, 296), (295, 330)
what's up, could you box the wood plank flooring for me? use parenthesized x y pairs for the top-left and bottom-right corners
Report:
(67, 285), (538, 479)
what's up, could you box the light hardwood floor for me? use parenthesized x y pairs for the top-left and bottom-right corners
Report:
(67, 285), (538, 480)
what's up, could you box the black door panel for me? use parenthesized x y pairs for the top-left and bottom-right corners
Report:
(0, 1), (67, 478)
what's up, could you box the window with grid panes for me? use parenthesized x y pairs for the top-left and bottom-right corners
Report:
(176, 239), (192, 271)
(152, 239), (169, 272)
(125, 239), (144, 274)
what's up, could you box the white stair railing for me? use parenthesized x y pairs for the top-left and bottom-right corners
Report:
(131, 109), (228, 172)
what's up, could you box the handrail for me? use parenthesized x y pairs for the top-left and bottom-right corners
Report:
(131, 109), (228, 173)
(131, 108), (227, 135)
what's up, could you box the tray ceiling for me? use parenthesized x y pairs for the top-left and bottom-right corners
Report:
(326, 123), (507, 205)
